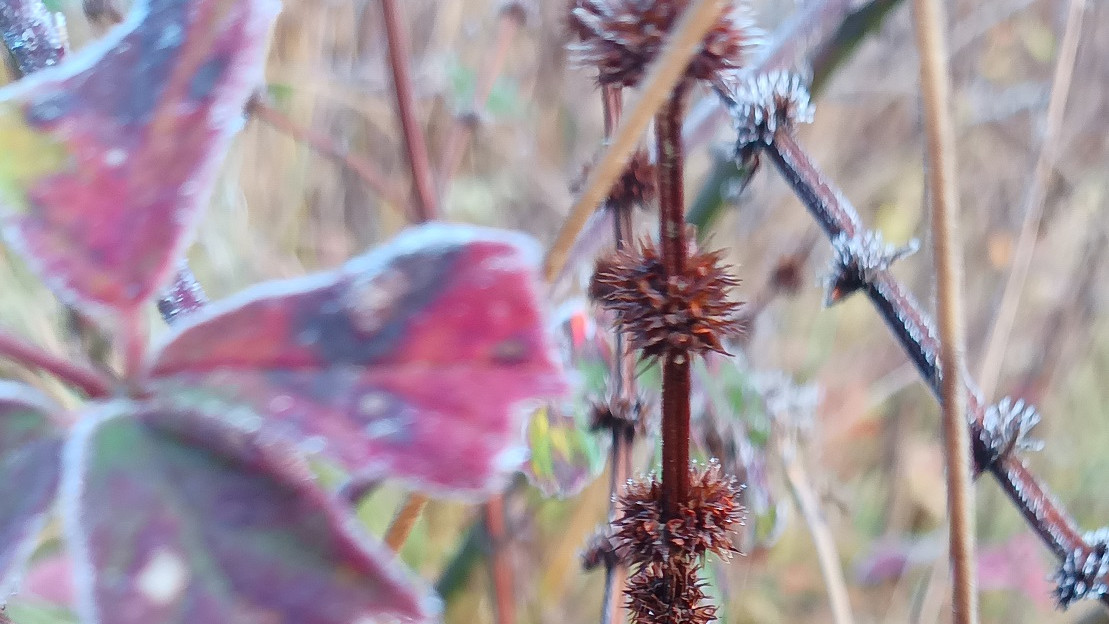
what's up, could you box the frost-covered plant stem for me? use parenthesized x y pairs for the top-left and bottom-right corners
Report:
(657, 83), (692, 520)
(751, 122), (1109, 609)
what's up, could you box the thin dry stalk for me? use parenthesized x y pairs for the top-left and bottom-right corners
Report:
(438, 5), (525, 190)
(543, 0), (729, 283)
(976, 0), (1087, 400)
(381, 0), (439, 222)
(383, 493), (430, 552)
(781, 449), (854, 624)
(911, 0), (978, 620)
(485, 495), (516, 624)
(247, 95), (410, 213)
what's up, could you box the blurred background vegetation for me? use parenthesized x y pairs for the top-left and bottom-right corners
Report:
(3, 0), (1109, 622)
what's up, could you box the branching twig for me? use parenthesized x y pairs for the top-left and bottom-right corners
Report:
(381, 0), (439, 222)
(247, 94), (410, 212)
(437, 4), (526, 191)
(0, 329), (115, 399)
(544, 0), (729, 282)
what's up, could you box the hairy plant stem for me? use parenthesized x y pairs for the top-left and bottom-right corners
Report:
(0, 0), (64, 75)
(0, 329), (115, 399)
(657, 83), (691, 520)
(544, 0), (728, 283)
(753, 127), (1109, 608)
(381, 0), (439, 222)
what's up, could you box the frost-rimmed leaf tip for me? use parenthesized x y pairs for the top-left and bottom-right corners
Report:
(725, 70), (814, 147)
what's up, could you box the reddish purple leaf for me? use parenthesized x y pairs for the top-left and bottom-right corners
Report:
(0, 0), (279, 318)
(62, 400), (436, 624)
(0, 381), (63, 597)
(144, 223), (567, 495)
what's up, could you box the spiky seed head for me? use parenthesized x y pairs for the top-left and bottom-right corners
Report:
(824, 230), (919, 305)
(727, 70), (814, 147)
(611, 462), (745, 563)
(625, 557), (717, 624)
(976, 397), (1043, 470)
(589, 396), (644, 439)
(581, 527), (618, 570)
(568, 0), (762, 88)
(1054, 528), (1109, 607)
(590, 241), (743, 361)
(610, 149), (657, 210)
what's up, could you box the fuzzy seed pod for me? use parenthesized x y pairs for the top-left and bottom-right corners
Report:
(609, 149), (657, 210)
(590, 242), (742, 361)
(568, 0), (761, 88)
(1054, 528), (1109, 607)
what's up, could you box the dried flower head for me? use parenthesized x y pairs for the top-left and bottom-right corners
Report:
(582, 527), (619, 571)
(625, 558), (716, 624)
(1054, 528), (1109, 607)
(727, 71), (814, 146)
(824, 230), (919, 306)
(568, 0), (761, 88)
(975, 397), (1044, 471)
(590, 396), (644, 439)
(610, 149), (657, 210)
(612, 462), (744, 562)
(590, 242), (742, 361)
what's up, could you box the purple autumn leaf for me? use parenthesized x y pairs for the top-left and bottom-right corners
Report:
(0, 381), (64, 597)
(0, 0), (279, 321)
(62, 400), (437, 624)
(144, 223), (568, 496)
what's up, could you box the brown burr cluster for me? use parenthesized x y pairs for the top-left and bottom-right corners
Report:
(589, 241), (742, 361)
(568, 0), (761, 88)
(611, 463), (744, 624)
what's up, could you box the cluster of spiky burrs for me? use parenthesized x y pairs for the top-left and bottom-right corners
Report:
(590, 241), (743, 362)
(568, 0), (761, 88)
(610, 462), (744, 624)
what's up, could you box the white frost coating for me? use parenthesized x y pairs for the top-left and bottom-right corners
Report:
(147, 223), (544, 366)
(726, 70), (814, 146)
(0, 0), (282, 321)
(136, 548), (190, 605)
(59, 402), (131, 624)
(824, 231), (920, 305)
(334, 509), (441, 623)
(981, 397), (1044, 461)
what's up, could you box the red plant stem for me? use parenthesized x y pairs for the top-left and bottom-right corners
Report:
(656, 83), (691, 519)
(0, 329), (115, 399)
(756, 127), (1109, 607)
(438, 5), (524, 190)
(485, 495), (516, 624)
(381, 0), (438, 223)
(247, 95), (410, 213)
